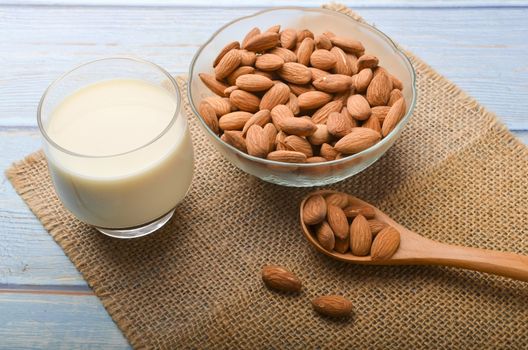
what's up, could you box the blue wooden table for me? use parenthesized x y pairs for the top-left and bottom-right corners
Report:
(1, 1), (527, 348)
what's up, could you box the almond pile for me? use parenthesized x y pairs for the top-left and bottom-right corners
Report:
(302, 192), (400, 259)
(198, 25), (407, 163)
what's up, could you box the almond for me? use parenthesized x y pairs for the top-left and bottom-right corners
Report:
(284, 135), (313, 157)
(288, 83), (315, 96)
(312, 295), (353, 318)
(362, 115), (381, 133)
(347, 55), (358, 76)
(270, 104), (294, 130)
(334, 236), (350, 254)
(371, 105), (391, 123)
(246, 125), (270, 158)
(239, 50), (257, 66)
(310, 49), (337, 70)
(286, 93), (300, 116)
(219, 111), (252, 130)
(275, 130), (287, 145)
(330, 36), (365, 55)
(260, 82), (290, 110)
(313, 74), (352, 93)
(316, 221), (335, 251)
(266, 24), (281, 33)
(297, 29), (314, 42)
(371, 226), (400, 260)
(198, 101), (219, 134)
(350, 214), (372, 256)
(223, 86), (238, 97)
(334, 127), (381, 154)
(214, 49), (241, 80)
(351, 68), (373, 93)
(261, 265), (302, 293)
(343, 204), (376, 219)
(278, 62), (312, 85)
(388, 89), (403, 107)
(390, 74), (404, 90)
(312, 100), (343, 124)
(269, 47), (297, 63)
(327, 204), (348, 240)
(254, 70), (275, 80)
(222, 130), (247, 152)
(325, 193), (349, 208)
(199, 73), (228, 97)
(306, 156), (328, 163)
(242, 109), (271, 135)
(203, 96), (232, 117)
(213, 41), (240, 68)
(236, 74), (274, 92)
(320, 143), (338, 160)
(341, 106), (358, 127)
(227, 66), (255, 86)
(382, 97), (406, 137)
(229, 89), (260, 112)
(346, 94), (371, 121)
(327, 111), (353, 138)
(296, 37), (314, 66)
(298, 91), (333, 110)
(278, 117), (317, 137)
(244, 32), (279, 52)
(331, 46), (353, 76)
(308, 67), (330, 81)
(356, 54), (379, 71)
(303, 194), (327, 225)
(280, 28), (297, 49)
(315, 34), (332, 50)
(267, 150), (307, 163)
(263, 123), (277, 150)
(255, 54), (284, 71)
(307, 124), (331, 145)
(241, 27), (260, 48)
(366, 69), (393, 106)
(368, 219), (387, 236)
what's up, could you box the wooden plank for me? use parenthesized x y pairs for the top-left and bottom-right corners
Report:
(0, 292), (130, 349)
(0, 6), (527, 129)
(1, 0), (527, 8)
(0, 129), (86, 286)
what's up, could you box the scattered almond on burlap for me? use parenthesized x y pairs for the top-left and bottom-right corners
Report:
(261, 265), (302, 293)
(198, 25), (407, 163)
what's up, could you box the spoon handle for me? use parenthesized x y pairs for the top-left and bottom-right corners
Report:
(416, 240), (528, 282)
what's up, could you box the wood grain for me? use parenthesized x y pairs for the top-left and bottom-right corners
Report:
(0, 293), (129, 349)
(2, 0), (527, 7)
(0, 6), (527, 129)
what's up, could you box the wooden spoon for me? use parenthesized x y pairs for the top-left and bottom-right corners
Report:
(300, 190), (528, 282)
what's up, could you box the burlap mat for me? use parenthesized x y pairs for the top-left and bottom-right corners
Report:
(6, 4), (528, 349)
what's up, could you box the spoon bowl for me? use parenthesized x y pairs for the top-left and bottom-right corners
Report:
(300, 190), (528, 281)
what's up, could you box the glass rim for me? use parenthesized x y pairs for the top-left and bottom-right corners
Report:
(37, 56), (181, 159)
(188, 6), (417, 168)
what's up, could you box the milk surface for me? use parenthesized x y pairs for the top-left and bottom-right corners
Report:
(45, 79), (194, 228)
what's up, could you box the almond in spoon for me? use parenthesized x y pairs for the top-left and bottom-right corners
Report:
(303, 194), (327, 225)
(350, 214), (372, 256)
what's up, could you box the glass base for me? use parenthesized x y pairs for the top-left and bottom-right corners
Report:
(95, 209), (175, 239)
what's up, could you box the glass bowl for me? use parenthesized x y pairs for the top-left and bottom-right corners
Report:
(188, 7), (417, 187)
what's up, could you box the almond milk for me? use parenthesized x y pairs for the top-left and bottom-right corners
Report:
(44, 78), (193, 228)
